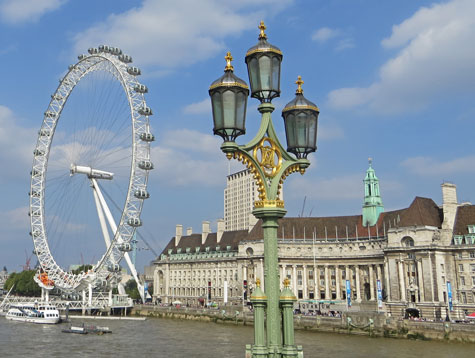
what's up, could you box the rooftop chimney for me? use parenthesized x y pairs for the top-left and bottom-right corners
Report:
(186, 227), (192, 236)
(202, 221), (210, 245)
(175, 224), (183, 247)
(248, 213), (258, 232)
(217, 219), (225, 243)
(441, 182), (458, 231)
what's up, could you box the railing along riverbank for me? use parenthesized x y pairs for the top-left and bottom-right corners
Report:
(132, 305), (475, 343)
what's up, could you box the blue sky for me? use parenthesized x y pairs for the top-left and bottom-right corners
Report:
(1, 0), (474, 273)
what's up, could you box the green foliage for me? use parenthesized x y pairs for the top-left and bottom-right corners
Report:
(4, 270), (41, 296)
(71, 265), (93, 275)
(124, 279), (141, 300)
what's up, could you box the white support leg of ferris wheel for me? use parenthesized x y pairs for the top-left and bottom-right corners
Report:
(91, 178), (145, 302)
(92, 187), (112, 250)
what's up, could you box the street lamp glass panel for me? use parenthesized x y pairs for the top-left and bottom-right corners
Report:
(222, 90), (236, 129)
(236, 91), (247, 130)
(211, 92), (223, 129)
(272, 57), (281, 93)
(258, 55), (271, 91)
(248, 57), (259, 92)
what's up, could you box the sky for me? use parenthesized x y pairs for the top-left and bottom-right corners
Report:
(0, 0), (474, 274)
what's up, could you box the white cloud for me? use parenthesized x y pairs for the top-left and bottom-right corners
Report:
(150, 129), (228, 187)
(0, 105), (36, 182)
(312, 27), (340, 43)
(401, 155), (475, 176)
(183, 98), (211, 115)
(327, 0), (475, 114)
(72, 0), (293, 69)
(0, 0), (67, 24)
(311, 26), (354, 51)
(334, 38), (355, 51)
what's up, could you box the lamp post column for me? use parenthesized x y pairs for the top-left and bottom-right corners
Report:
(254, 206), (287, 356)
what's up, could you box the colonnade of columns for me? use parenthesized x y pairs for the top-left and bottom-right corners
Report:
(278, 262), (385, 303)
(393, 258), (428, 303)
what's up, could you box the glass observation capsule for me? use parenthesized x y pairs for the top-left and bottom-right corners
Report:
(244, 21), (283, 103)
(209, 52), (249, 142)
(282, 76), (319, 159)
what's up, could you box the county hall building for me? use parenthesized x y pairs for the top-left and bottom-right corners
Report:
(152, 163), (475, 320)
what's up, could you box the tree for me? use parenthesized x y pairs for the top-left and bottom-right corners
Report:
(71, 265), (93, 275)
(124, 279), (141, 300)
(4, 270), (41, 296)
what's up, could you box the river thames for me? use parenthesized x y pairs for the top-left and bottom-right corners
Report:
(0, 317), (473, 358)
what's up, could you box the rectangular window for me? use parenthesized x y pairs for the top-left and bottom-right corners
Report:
(471, 264), (475, 272)
(320, 279), (325, 286)
(309, 291), (314, 299)
(461, 292), (467, 304)
(297, 270), (302, 286)
(298, 290), (303, 299)
(331, 279), (336, 286)
(460, 276), (465, 286)
(472, 276), (475, 286)
(470, 251), (475, 259)
(459, 264), (464, 272)
(308, 269), (314, 280)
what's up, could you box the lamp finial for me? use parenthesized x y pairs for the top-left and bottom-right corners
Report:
(258, 21), (267, 40)
(256, 278), (261, 288)
(295, 75), (304, 94)
(283, 277), (290, 288)
(224, 51), (234, 72)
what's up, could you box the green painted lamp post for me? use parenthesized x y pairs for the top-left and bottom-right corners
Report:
(209, 21), (319, 358)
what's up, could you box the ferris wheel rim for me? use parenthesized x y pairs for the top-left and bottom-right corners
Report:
(29, 46), (154, 292)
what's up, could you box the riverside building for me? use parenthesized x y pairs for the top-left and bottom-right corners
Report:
(152, 162), (475, 320)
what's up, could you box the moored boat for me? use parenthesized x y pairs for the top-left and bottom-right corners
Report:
(62, 323), (111, 334)
(5, 302), (60, 324)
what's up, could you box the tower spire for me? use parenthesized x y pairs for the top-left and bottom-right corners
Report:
(362, 158), (384, 227)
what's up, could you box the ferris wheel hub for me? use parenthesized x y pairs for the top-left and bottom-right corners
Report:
(70, 164), (114, 180)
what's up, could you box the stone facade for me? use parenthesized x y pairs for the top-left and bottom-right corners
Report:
(152, 170), (475, 320)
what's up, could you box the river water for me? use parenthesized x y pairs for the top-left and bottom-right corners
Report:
(0, 317), (473, 358)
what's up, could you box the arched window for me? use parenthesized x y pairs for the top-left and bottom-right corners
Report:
(401, 236), (414, 247)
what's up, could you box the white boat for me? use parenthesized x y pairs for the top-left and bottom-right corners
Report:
(5, 302), (61, 324)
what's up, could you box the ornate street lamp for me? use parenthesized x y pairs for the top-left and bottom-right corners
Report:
(282, 76), (319, 159)
(209, 21), (319, 358)
(245, 21), (283, 103)
(209, 52), (249, 142)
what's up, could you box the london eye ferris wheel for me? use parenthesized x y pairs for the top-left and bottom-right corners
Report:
(29, 45), (154, 300)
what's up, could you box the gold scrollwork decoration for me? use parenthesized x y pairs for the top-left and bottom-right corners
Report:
(276, 164), (304, 197)
(230, 150), (267, 200)
(253, 137), (282, 178)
